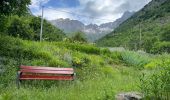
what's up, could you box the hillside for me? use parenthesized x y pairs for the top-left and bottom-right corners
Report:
(96, 0), (170, 53)
(0, 35), (139, 99)
(1, 34), (170, 99)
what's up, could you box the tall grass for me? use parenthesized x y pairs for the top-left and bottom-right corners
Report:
(120, 51), (151, 68)
(140, 54), (170, 99)
(0, 66), (140, 100)
(0, 35), (145, 100)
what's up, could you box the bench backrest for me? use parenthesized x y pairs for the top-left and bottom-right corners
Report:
(20, 65), (74, 75)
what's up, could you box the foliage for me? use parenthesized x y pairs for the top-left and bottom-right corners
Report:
(151, 42), (170, 53)
(120, 51), (150, 68)
(70, 31), (87, 43)
(7, 16), (34, 40)
(0, 0), (31, 33)
(0, 0), (31, 16)
(0, 15), (9, 32)
(140, 58), (170, 99)
(161, 24), (170, 41)
(54, 42), (101, 55)
(3, 15), (66, 41)
(29, 16), (66, 41)
(0, 35), (140, 100)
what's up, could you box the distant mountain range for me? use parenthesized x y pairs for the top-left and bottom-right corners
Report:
(50, 11), (134, 42)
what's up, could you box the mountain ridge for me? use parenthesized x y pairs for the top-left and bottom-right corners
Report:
(50, 11), (134, 42)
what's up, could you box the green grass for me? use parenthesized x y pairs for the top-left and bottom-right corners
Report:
(1, 35), (169, 100)
(0, 66), (140, 100)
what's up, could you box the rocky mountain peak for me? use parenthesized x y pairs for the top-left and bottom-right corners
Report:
(50, 11), (134, 42)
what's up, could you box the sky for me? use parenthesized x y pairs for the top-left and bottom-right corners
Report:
(29, 0), (152, 25)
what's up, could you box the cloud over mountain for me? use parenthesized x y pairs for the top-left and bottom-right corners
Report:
(29, 0), (151, 24)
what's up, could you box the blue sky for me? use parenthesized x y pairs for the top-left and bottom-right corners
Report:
(43, 0), (80, 8)
(29, 0), (151, 25)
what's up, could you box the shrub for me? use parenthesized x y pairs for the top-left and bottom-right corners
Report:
(121, 51), (150, 68)
(70, 31), (87, 43)
(29, 16), (66, 41)
(100, 48), (111, 55)
(0, 34), (24, 58)
(109, 51), (122, 63)
(7, 16), (34, 40)
(55, 42), (101, 55)
(48, 59), (69, 67)
(161, 25), (170, 41)
(151, 42), (170, 53)
(72, 56), (90, 68)
(140, 59), (170, 99)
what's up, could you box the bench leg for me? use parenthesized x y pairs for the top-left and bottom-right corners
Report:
(72, 73), (76, 81)
(16, 72), (21, 89)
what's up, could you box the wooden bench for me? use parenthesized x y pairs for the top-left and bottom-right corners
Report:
(16, 65), (75, 88)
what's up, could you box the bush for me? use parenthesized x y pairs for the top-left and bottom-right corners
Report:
(4, 15), (66, 41)
(140, 59), (170, 99)
(70, 31), (87, 43)
(151, 42), (170, 53)
(121, 51), (150, 68)
(104, 51), (122, 64)
(161, 25), (170, 41)
(29, 16), (66, 41)
(0, 34), (24, 58)
(72, 55), (90, 68)
(55, 42), (101, 55)
(100, 48), (111, 55)
(7, 16), (34, 40)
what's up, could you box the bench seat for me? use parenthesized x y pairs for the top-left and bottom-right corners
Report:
(16, 65), (75, 88)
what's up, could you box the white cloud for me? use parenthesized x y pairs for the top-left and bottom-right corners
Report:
(29, 0), (152, 25)
(29, 0), (50, 10)
(33, 8), (72, 20)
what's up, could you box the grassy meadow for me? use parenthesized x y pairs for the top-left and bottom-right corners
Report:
(0, 35), (170, 100)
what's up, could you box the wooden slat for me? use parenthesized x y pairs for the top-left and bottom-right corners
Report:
(20, 75), (74, 80)
(20, 65), (73, 71)
(20, 69), (74, 74)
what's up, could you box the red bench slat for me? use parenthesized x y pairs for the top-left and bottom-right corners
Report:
(20, 69), (74, 74)
(17, 65), (75, 88)
(20, 65), (73, 71)
(20, 75), (74, 80)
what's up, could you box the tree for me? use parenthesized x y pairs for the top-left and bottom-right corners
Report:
(0, 0), (31, 32)
(0, 0), (31, 16)
(161, 25), (170, 41)
(7, 16), (34, 40)
(0, 15), (8, 32)
(29, 16), (66, 41)
(71, 31), (87, 43)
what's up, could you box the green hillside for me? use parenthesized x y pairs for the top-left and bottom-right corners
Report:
(96, 0), (170, 53)
(1, 34), (170, 100)
(0, 35), (137, 99)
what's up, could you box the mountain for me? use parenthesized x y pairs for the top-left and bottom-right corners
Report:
(50, 18), (84, 33)
(96, 0), (170, 53)
(50, 11), (134, 42)
(100, 11), (135, 29)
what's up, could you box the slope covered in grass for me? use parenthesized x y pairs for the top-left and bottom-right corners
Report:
(0, 35), (142, 100)
(0, 35), (169, 99)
